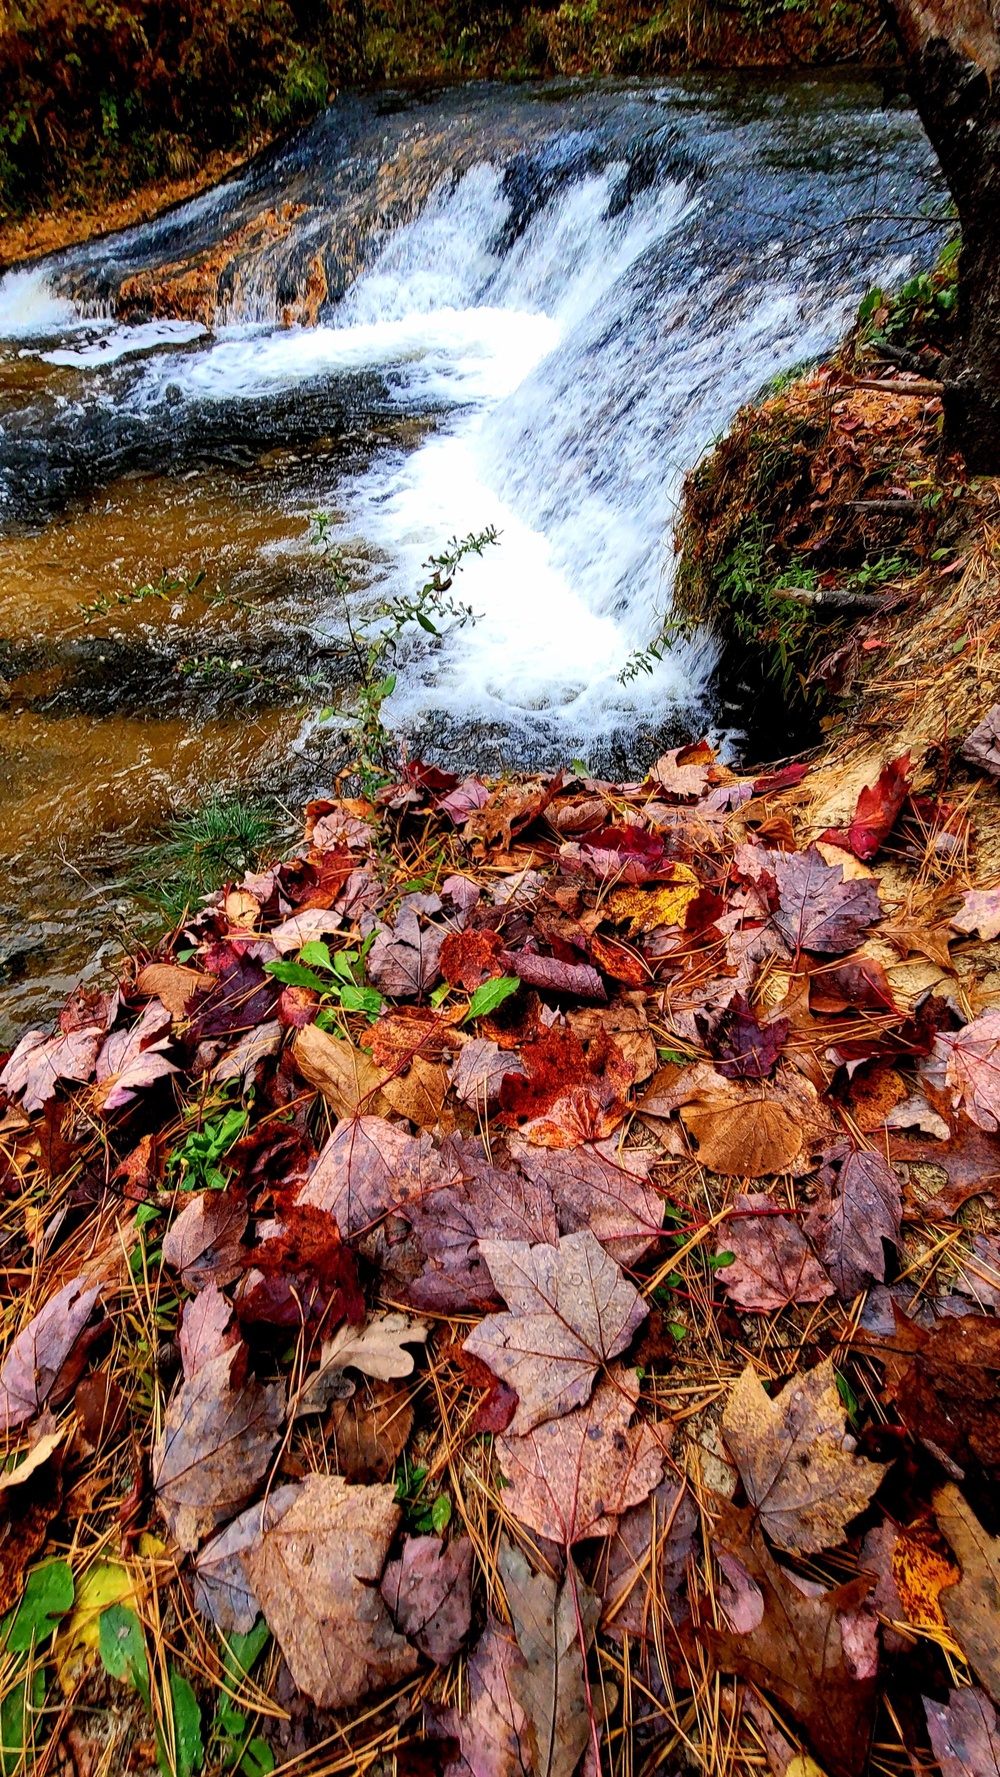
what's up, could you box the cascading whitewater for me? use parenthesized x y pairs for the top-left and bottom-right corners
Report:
(0, 77), (945, 778)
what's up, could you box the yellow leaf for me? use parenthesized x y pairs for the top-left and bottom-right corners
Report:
(786, 1758), (826, 1777)
(55, 1562), (135, 1691)
(605, 866), (700, 934)
(892, 1523), (959, 1630)
(137, 1533), (167, 1560)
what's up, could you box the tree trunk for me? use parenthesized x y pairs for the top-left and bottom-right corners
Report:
(884, 0), (1000, 471)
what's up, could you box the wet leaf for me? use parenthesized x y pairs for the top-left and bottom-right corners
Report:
(98, 1602), (148, 1688)
(236, 1203), (365, 1329)
(722, 1360), (885, 1555)
(497, 1025), (632, 1148)
(511, 1136), (665, 1267)
(649, 743), (714, 799)
(450, 1038), (526, 1109)
(715, 1193), (833, 1311)
(161, 1188), (248, 1291)
(0, 1276), (103, 1433)
(705, 1503), (878, 1777)
(499, 948), (607, 1001)
(0, 1023), (104, 1114)
(805, 1147), (902, 1299)
(936, 1010), (1000, 1132)
(495, 1366), (665, 1543)
(681, 1095), (803, 1177)
(327, 1378), (415, 1483)
(463, 1230), (647, 1434)
(430, 1615), (530, 1776)
(381, 1054), (450, 1128)
(500, 1540), (603, 1777)
(924, 1688), (1000, 1777)
(299, 1116), (456, 1239)
(152, 1344), (284, 1552)
(713, 994), (787, 1080)
(2, 1559), (74, 1651)
(890, 1315), (1000, 1483)
(935, 1483), (1000, 1704)
(135, 962), (213, 1014)
(188, 947), (281, 1039)
(178, 1283), (241, 1380)
(0, 1427), (64, 1616)
(380, 1535), (473, 1666)
(594, 1479), (698, 1643)
(771, 848), (881, 955)
(245, 1474), (419, 1709)
(191, 1486), (299, 1634)
(960, 703), (1000, 778)
(167, 1666), (203, 1777)
(439, 928), (504, 989)
(399, 1140), (557, 1315)
(605, 867), (701, 934)
(367, 906), (444, 998)
(819, 754), (912, 860)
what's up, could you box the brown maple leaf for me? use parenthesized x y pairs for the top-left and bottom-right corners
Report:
(511, 1136), (665, 1266)
(161, 1188), (248, 1292)
(495, 1367), (665, 1543)
(935, 1011), (1000, 1132)
(805, 1145), (902, 1299)
(925, 1688), (1000, 1777)
(152, 1343), (284, 1552)
(715, 1193), (833, 1312)
(935, 1483), (1000, 1706)
(889, 1315), (1000, 1483)
(0, 1277), (103, 1434)
(704, 1503), (879, 1777)
(721, 1360), (885, 1556)
(300, 1116), (459, 1237)
(463, 1231), (647, 1434)
(380, 1534), (473, 1666)
(245, 1474), (419, 1709)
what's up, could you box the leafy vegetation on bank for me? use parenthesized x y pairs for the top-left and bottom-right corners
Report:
(0, 0), (885, 215)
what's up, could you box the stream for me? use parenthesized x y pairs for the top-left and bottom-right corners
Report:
(0, 73), (944, 1038)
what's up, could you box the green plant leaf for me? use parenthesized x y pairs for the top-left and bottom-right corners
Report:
(3, 1560), (74, 1652)
(338, 982), (383, 1019)
(0, 1667), (45, 1777)
(162, 1668), (203, 1777)
(431, 1494), (452, 1533)
(240, 1739), (275, 1777)
(465, 976), (520, 1022)
(264, 959), (327, 991)
(99, 1604), (148, 1691)
(298, 941), (334, 971)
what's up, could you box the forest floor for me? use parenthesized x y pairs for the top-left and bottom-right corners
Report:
(3, 411), (1000, 1775)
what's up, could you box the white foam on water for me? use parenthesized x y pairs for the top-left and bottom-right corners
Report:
(0, 267), (79, 337)
(40, 318), (207, 367)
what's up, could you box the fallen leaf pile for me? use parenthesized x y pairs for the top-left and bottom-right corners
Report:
(4, 737), (1000, 1775)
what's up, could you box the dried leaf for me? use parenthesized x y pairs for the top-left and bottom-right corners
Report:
(681, 1096), (803, 1178)
(705, 1503), (878, 1777)
(439, 928), (504, 989)
(245, 1474), (419, 1709)
(935, 1483), (1000, 1704)
(464, 1231), (647, 1434)
(210, 1021), (282, 1086)
(772, 848), (881, 955)
(0, 1425), (64, 1615)
(500, 1541), (603, 1777)
(369, 1007), (463, 1069)
(135, 962), (215, 1014)
(431, 1616), (530, 1777)
(192, 1486), (299, 1633)
(722, 1360), (885, 1555)
(295, 1312), (429, 1416)
(566, 1001), (657, 1084)
(497, 1026), (632, 1148)
(495, 1367), (665, 1543)
(161, 1188), (248, 1291)
(499, 948), (607, 1001)
(715, 1193), (833, 1311)
(292, 1024), (389, 1119)
(891, 1316), (1000, 1482)
(269, 908), (345, 954)
(0, 1024), (104, 1114)
(951, 887), (1000, 943)
(95, 999), (178, 1111)
(236, 1203), (364, 1329)
(300, 1116), (456, 1239)
(327, 1379), (414, 1483)
(936, 1011), (1000, 1131)
(0, 1277), (102, 1433)
(808, 957), (897, 1015)
(961, 703), (1000, 778)
(511, 1136), (665, 1267)
(955, 1232), (1000, 1310)
(152, 1344), (284, 1552)
(605, 867), (701, 934)
(924, 1688), (1000, 1777)
(380, 1535), (473, 1665)
(381, 1055), (450, 1128)
(450, 1038), (526, 1109)
(367, 906), (444, 998)
(650, 743), (714, 799)
(805, 1147), (902, 1299)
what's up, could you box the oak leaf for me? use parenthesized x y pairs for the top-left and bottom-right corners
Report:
(511, 1136), (665, 1267)
(0, 1277), (103, 1433)
(463, 1231), (647, 1434)
(495, 1367), (664, 1543)
(715, 1193), (833, 1311)
(152, 1344), (284, 1552)
(722, 1360), (885, 1555)
(294, 1312), (429, 1416)
(244, 1474), (419, 1709)
(500, 1540), (604, 1777)
(380, 1535), (473, 1666)
(935, 1484), (1000, 1704)
(771, 848), (881, 955)
(805, 1146), (902, 1299)
(924, 1689), (1000, 1777)
(705, 1504), (879, 1777)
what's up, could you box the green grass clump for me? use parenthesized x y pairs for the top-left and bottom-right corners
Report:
(133, 794), (284, 923)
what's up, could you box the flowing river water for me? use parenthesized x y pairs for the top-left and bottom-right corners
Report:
(0, 74), (943, 1036)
